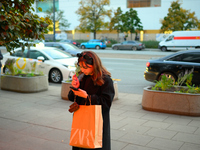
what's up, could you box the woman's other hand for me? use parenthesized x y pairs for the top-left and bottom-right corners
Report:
(71, 88), (88, 99)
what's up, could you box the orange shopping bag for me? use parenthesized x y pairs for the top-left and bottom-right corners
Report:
(69, 103), (103, 149)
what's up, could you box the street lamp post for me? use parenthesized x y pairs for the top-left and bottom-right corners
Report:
(53, 0), (56, 42)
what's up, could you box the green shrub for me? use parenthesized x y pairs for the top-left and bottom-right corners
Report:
(142, 40), (159, 48)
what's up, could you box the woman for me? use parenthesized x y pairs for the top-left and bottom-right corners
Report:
(68, 51), (115, 150)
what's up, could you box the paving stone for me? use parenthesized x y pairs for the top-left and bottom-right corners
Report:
(19, 124), (54, 137)
(146, 138), (183, 150)
(167, 124), (198, 134)
(111, 140), (128, 150)
(111, 129), (127, 140)
(188, 120), (200, 127)
(39, 128), (70, 143)
(119, 110), (146, 118)
(143, 120), (171, 129)
(119, 132), (154, 146)
(123, 144), (156, 150)
(179, 143), (200, 150)
(145, 128), (177, 139)
(141, 113), (169, 122)
(173, 133), (200, 145)
(119, 124), (151, 134)
(164, 116), (192, 125)
(194, 127), (200, 135)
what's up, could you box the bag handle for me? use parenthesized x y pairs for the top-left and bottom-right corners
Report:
(85, 95), (91, 105)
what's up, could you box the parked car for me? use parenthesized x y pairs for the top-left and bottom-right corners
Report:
(80, 39), (106, 49)
(18, 39), (45, 47)
(144, 50), (200, 86)
(112, 41), (145, 50)
(44, 42), (82, 57)
(60, 39), (80, 47)
(2, 47), (77, 83)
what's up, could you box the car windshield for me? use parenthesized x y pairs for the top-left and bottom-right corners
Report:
(42, 48), (72, 59)
(62, 43), (79, 50)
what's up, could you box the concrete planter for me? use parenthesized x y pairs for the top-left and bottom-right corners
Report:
(142, 86), (200, 116)
(1, 75), (48, 93)
(61, 81), (119, 100)
(61, 81), (72, 100)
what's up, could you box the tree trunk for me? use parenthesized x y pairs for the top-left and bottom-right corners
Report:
(131, 33), (132, 40)
(93, 31), (96, 39)
(117, 32), (119, 42)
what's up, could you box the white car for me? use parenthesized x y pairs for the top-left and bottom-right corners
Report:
(1, 47), (78, 83)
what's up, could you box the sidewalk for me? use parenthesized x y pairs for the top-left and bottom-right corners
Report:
(0, 83), (200, 150)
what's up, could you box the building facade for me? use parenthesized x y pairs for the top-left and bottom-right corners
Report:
(35, 0), (200, 41)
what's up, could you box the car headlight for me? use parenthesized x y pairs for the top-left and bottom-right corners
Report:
(63, 64), (76, 70)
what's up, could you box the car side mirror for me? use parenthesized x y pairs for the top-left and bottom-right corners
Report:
(37, 56), (45, 62)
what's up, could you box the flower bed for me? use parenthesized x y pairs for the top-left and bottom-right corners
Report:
(142, 86), (200, 116)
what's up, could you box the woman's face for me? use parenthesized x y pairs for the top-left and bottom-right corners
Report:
(79, 62), (94, 75)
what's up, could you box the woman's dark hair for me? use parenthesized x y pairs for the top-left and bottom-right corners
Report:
(77, 51), (111, 86)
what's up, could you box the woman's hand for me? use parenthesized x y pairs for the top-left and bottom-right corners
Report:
(71, 74), (80, 88)
(71, 88), (88, 99)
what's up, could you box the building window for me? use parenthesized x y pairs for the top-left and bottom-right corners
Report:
(36, 0), (59, 13)
(127, 0), (161, 8)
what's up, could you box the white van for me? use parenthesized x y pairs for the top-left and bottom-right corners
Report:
(158, 31), (200, 51)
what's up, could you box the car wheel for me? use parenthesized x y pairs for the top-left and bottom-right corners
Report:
(95, 45), (100, 49)
(49, 68), (63, 83)
(158, 72), (177, 82)
(81, 45), (85, 49)
(161, 46), (167, 51)
(113, 46), (118, 50)
(131, 46), (137, 51)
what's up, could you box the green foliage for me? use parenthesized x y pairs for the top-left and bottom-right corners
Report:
(151, 75), (174, 91)
(185, 84), (200, 94)
(75, 0), (112, 39)
(109, 7), (123, 32)
(160, 0), (200, 33)
(44, 7), (70, 31)
(0, 0), (53, 53)
(121, 8), (143, 40)
(152, 69), (200, 94)
(176, 68), (193, 86)
(30, 61), (37, 72)
(75, 62), (81, 77)
(5, 58), (16, 75)
(109, 7), (123, 41)
(141, 40), (159, 48)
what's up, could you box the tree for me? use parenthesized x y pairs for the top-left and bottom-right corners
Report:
(109, 7), (123, 42)
(121, 8), (143, 40)
(160, 0), (200, 33)
(0, 0), (52, 53)
(44, 7), (70, 31)
(76, 0), (112, 39)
